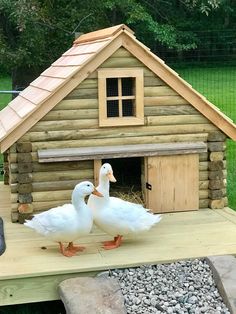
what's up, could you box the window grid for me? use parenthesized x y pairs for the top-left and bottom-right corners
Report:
(106, 77), (135, 118)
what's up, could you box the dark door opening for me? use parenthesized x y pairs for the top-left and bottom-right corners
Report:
(102, 157), (144, 204)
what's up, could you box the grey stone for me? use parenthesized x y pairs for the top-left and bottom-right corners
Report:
(58, 277), (126, 314)
(206, 255), (236, 314)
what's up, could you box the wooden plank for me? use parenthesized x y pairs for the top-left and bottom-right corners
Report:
(38, 142), (207, 163)
(144, 86), (178, 97)
(147, 115), (210, 126)
(30, 133), (209, 151)
(41, 109), (98, 121)
(144, 95), (189, 106)
(145, 105), (198, 116)
(73, 24), (134, 45)
(0, 271), (99, 306)
(94, 160), (102, 186)
(21, 124), (217, 143)
(55, 99), (98, 110)
(146, 154), (199, 213)
(30, 119), (99, 132)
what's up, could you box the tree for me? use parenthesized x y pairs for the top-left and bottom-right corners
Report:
(0, 0), (235, 87)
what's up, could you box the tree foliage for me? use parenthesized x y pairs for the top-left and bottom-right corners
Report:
(0, 0), (235, 76)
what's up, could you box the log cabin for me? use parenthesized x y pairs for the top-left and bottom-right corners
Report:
(1, 24), (236, 223)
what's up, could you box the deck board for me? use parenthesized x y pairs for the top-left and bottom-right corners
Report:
(0, 182), (236, 305)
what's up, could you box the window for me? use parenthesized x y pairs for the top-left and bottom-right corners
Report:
(98, 68), (144, 127)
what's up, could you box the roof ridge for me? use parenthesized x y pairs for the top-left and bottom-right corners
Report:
(73, 24), (134, 45)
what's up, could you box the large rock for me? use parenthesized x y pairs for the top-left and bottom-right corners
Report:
(58, 277), (127, 314)
(206, 255), (236, 313)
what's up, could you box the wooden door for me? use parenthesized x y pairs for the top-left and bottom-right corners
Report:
(145, 154), (199, 213)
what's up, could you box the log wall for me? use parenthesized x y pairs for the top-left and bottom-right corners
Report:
(8, 48), (227, 221)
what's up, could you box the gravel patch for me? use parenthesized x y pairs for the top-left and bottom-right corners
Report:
(109, 259), (230, 314)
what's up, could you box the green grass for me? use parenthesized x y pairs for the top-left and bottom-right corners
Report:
(175, 65), (236, 209)
(0, 75), (12, 110)
(0, 75), (12, 179)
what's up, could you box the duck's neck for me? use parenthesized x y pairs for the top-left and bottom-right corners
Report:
(72, 192), (85, 210)
(98, 175), (110, 196)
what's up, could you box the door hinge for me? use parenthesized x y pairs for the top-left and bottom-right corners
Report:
(146, 182), (152, 190)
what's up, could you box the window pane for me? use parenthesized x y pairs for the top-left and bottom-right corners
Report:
(122, 99), (134, 116)
(122, 78), (134, 96)
(106, 78), (118, 97)
(107, 100), (119, 117)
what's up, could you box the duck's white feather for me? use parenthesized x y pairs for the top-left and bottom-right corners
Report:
(88, 164), (162, 237)
(24, 181), (94, 243)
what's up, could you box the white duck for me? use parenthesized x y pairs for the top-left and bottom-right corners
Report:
(24, 181), (103, 257)
(88, 163), (162, 249)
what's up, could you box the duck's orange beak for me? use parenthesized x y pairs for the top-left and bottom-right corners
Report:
(92, 188), (103, 197)
(107, 171), (117, 182)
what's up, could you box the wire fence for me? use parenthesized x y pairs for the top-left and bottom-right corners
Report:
(153, 29), (236, 208)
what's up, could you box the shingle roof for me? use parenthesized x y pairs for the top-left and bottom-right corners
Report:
(0, 24), (236, 152)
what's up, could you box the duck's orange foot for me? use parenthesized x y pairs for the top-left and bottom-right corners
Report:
(59, 242), (77, 257)
(102, 236), (118, 246)
(102, 235), (123, 250)
(67, 242), (85, 253)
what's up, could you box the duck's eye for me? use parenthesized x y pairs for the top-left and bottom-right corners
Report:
(103, 166), (106, 169)
(87, 184), (90, 187)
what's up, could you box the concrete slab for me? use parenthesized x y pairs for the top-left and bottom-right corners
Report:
(206, 255), (236, 314)
(58, 277), (126, 314)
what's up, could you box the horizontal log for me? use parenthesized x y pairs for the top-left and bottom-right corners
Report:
(208, 131), (227, 142)
(16, 142), (32, 153)
(10, 160), (93, 173)
(199, 181), (209, 190)
(144, 96), (189, 106)
(209, 189), (224, 199)
(145, 105), (198, 116)
(41, 109), (98, 121)
(18, 163), (33, 174)
(144, 76), (165, 87)
(30, 133), (209, 151)
(20, 124), (217, 142)
(209, 199), (224, 209)
(100, 56), (143, 68)
(146, 115), (209, 126)
(9, 149), (210, 163)
(208, 142), (226, 152)
(30, 119), (99, 132)
(199, 190), (209, 199)
(199, 162), (208, 171)
(17, 153), (32, 163)
(32, 200), (70, 212)
(199, 171), (208, 181)
(11, 212), (19, 222)
(199, 153), (208, 161)
(38, 142), (207, 163)
(32, 190), (72, 202)
(144, 86), (178, 97)
(76, 79), (98, 90)
(32, 179), (91, 192)
(66, 88), (98, 99)
(11, 169), (93, 183)
(199, 199), (209, 208)
(209, 152), (224, 161)
(55, 99), (98, 110)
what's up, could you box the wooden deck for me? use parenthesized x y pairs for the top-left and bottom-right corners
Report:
(1, 183), (236, 306)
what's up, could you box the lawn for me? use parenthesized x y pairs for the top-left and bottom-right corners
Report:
(174, 64), (236, 210)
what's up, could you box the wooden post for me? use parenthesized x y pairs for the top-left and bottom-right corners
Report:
(94, 160), (102, 187)
(15, 142), (33, 223)
(208, 133), (227, 209)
